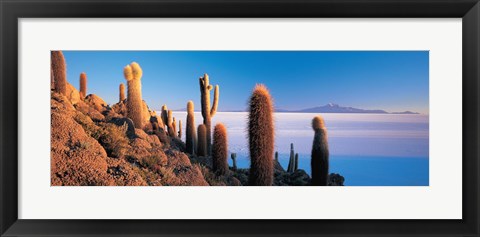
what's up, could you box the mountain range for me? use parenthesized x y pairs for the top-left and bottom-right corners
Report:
(174, 103), (419, 114)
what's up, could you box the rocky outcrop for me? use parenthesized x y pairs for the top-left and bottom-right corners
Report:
(328, 173), (345, 186)
(66, 83), (80, 105)
(84, 94), (108, 112)
(51, 91), (210, 186)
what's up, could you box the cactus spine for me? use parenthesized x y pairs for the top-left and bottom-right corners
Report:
(186, 101), (196, 154)
(51, 51), (67, 96)
(212, 123), (228, 175)
(231, 153), (237, 171)
(79, 72), (87, 99)
(294, 153), (299, 171)
(248, 84), (274, 186)
(287, 143), (295, 173)
(199, 74), (219, 155)
(311, 116), (329, 186)
(123, 62), (144, 129)
(119, 83), (126, 102)
(197, 124), (207, 157)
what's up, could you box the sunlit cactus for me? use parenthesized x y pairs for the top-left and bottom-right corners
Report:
(79, 72), (87, 99)
(248, 84), (274, 186)
(167, 110), (175, 137)
(199, 74), (219, 155)
(172, 117), (177, 138)
(231, 153), (237, 171)
(123, 62), (144, 129)
(119, 83), (126, 102)
(212, 123), (228, 175)
(197, 124), (207, 157)
(51, 51), (67, 96)
(161, 105), (168, 130)
(186, 101), (196, 154)
(311, 116), (329, 186)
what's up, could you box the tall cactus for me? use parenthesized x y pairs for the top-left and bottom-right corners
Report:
(212, 123), (228, 175)
(161, 105), (168, 130)
(275, 151), (279, 162)
(79, 72), (87, 99)
(231, 153), (237, 171)
(287, 143), (295, 173)
(197, 124), (207, 157)
(167, 110), (175, 137)
(186, 101), (196, 154)
(51, 51), (67, 96)
(248, 84), (274, 186)
(199, 74), (219, 155)
(172, 117), (177, 137)
(119, 83), (126, 102)
(123, 62), (144, 129)
(178, 120), (182, 139)
(311, 116), (329, 186)
(294, 153), (299, 171)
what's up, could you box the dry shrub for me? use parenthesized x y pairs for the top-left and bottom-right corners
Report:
(158, 166), (179, 186)
(98, 123), (130, 158)
(73, 111), (102, 139)
(197, 164), (226, 186)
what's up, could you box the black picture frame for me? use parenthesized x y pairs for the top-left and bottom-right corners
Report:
(1, 0), (479, 236)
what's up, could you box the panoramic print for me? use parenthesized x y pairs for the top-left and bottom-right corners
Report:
(50, 51), (429, 186)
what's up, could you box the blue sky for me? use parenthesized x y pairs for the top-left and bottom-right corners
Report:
(62, 51), (429, 114)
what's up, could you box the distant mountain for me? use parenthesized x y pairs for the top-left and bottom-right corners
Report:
(391, 111), (420, 114)
(296, 103), (388, 114)
(172, 103), (419, 114)
(278, 103), (420, 114)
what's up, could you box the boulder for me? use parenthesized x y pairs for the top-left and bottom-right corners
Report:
(328, 173), (345, 186)
(66, 83), (81, 105)
(84, 94), (107, 112)
(75, 100), (105, 122)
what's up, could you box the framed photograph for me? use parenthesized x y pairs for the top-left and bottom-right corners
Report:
(1, 0), (479, 236)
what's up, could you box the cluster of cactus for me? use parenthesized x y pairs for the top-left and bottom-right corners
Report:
(123, 62), (144, 129)
(199, 74), (219, 155)
(79, 72), (87, 99)
(155, 104), (182, 139)
(51, 51), (67, 96)
(56, 55), (339, 186)
(212, 123), (228, 175)
(185, 101), (197, 154)
(311, 115), (329, 186)
(247, 84), (274, 186)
